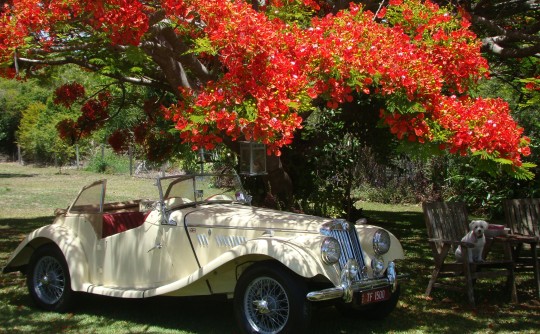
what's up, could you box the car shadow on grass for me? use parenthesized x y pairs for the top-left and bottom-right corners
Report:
(75, 293), (239, 333)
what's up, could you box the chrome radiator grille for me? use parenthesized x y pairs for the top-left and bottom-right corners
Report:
(322, 219), (366, 280)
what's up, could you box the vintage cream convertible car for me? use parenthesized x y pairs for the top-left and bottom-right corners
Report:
(3, 171), (405, 333)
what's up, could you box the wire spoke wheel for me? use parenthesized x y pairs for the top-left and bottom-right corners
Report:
(27, 244), (73, 312)
(32, 255), (66, 305)
(244, 277), (290, 333)
(234, 262), (311, 334)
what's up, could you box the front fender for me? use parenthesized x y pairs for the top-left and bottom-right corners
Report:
(223, 235), (339, 280)
(356, 224), (405, 262)
(2, 225), (89, 291)
(148, 235), (340, 297)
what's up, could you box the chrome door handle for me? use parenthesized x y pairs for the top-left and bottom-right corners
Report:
(147, 243), (163, 252)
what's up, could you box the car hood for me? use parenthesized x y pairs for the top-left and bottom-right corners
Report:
(181, 204), (329, 234)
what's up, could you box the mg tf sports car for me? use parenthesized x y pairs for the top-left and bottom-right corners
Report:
(3, 171), (405, 333)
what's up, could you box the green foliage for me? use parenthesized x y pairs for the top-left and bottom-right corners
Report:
(430, 57), (540, 216)
(385, 93), (425, 115)
(192, 37), (218, 56)
(85, 148), (130, 174)
(16, 96), (82, 165)
(265, 1), (316, 27)
(354, 182), (417, 205)
(442, 155), (540, 218)
(51, 140), (75, 173)
(17, 102), (79, 165)
(0, 78), (49, 154)
(16, 102), (54, 162)
(290, 107), (357, 217)
(287, 99), (397, 218)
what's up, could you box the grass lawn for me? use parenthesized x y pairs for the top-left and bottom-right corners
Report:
(0, 162), (539, 333)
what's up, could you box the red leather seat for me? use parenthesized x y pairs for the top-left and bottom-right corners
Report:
(102, 211), (147, 238)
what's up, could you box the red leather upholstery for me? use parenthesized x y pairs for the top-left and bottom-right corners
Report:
(102, 211), (147, 238)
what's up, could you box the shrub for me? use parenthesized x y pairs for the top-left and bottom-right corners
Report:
(85, 149), (130, 174)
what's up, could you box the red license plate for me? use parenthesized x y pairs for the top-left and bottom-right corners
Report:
(361, 287), (390, 305)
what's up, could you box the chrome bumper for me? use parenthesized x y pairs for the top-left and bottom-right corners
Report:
(307, 261), (404, 303)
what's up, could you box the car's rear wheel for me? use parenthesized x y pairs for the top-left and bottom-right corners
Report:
(27, 244), (73, 312)
(234, 262), (311, 334)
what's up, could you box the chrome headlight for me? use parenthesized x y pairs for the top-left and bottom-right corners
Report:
(373, 229), (391, 255)
(321, 237), (341, 264)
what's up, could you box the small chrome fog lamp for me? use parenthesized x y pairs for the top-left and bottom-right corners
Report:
(372, 256), (385, 277)
(345, 259), (359, 279)
(321, 237), (341, 264)
(373, 229), (391, 255)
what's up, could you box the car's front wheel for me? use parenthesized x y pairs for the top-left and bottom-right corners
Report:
(26, 244), (73, 312)
(234, 262), (311, 334)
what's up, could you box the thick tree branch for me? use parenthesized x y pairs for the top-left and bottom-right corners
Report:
(16, 56), (169, 89)
(139, 15), (218, 97)
(432, 0), (540, 58)
(481, 37), (540, 58)
(473, 0), (540, 18)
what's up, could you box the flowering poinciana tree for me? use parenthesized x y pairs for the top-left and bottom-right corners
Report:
(0, 0), (532, 177)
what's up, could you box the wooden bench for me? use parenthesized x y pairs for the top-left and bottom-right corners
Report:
(423, 202), (517, 306)
(503, 198), (540, 298)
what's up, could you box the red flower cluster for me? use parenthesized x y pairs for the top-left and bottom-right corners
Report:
(433, 96), (530, 165)
(0, 0), (149, 65)
(77, 95), (110, 136)
(0, 3), (29, 64)
(380, 110), (429, 143)
(384, 0), (489, 93)
(56, 119), (79, 144)
(161, 0), (529, 166)
(56, 88), (111, 143)
(83, 0), (150, 46)
(524, 77), (540, 91)
(0, 0), (532, 169)
(53, 83), (86, 108)
(130, 98), (179, 162)
(525, 82), (538, 91)
(108, 129), (130, 153)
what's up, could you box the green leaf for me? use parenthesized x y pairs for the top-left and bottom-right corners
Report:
(125, 46), (149, 65)
(244, 102), (257, 122)
(506, 164), (536, 180)
(287, 101), (300, 109)
(89, 58), (106, 66)
(189, 114), (205, 124)
(385, 93), (425, 114)
(191, 37), (218, 56)
(130, 66), (143, 74)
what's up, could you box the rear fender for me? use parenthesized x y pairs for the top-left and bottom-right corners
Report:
(2, 225), (89, 291)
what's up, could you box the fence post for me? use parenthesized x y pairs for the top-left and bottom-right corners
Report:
(17, 144), (23, 165)
(129, 144), (133, 176)
(75, 144), (80, 169)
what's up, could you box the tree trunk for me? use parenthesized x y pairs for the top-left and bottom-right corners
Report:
(262, 154), (293, 210)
